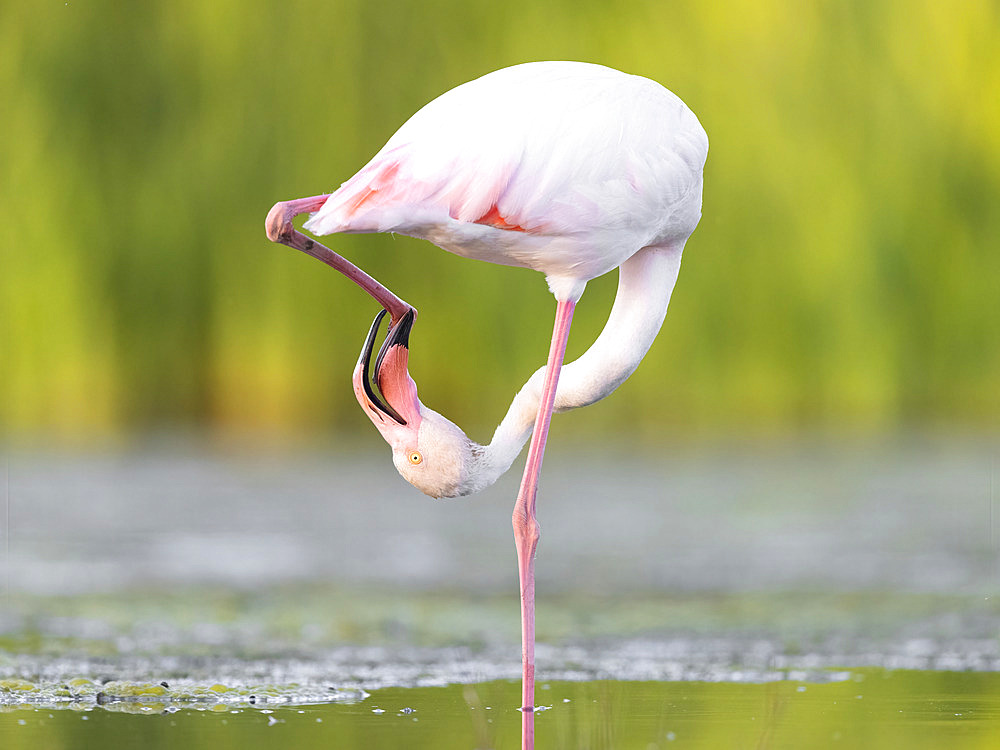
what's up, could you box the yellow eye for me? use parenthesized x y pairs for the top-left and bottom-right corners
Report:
(408, 451), (423, 465)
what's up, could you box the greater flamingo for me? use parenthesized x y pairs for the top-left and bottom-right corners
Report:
(265, 61), (708, 716)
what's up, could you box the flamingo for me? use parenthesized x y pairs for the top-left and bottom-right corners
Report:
(265, 61), (708, 715)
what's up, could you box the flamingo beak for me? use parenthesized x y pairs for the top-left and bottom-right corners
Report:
(353, 309), (421, 430)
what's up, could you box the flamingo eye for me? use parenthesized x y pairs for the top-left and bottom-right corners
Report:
(408, 451), (423, 465)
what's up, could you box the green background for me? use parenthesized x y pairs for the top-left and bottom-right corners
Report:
(3, 0), (998, 444)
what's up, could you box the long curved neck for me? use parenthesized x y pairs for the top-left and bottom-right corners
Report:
(470, 243), (685, 489)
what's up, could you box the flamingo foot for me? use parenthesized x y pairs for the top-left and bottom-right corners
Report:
(265, 195), (415, 325)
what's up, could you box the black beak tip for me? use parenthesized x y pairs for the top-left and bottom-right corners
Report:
(392, 308), (416, 349)
(374, 307), (416, 379)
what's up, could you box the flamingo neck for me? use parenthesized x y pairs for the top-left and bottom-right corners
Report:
(469, 243), (686, 489)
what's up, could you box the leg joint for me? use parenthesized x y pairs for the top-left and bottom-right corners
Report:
(512, 507), (541, 549)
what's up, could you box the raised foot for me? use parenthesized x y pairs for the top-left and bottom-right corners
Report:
(264, 193), (416, 327)
(264, 202), (293, 243)
(264, 195), (331, 243)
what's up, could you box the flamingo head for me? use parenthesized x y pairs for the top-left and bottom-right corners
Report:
(353, 309), (481, 499)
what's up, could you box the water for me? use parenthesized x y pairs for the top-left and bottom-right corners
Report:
(3, 436), (996, 596)
(1, 436), (998, 745)
(2, 674), (999, 748)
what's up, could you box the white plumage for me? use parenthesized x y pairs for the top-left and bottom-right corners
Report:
(304, 61), (707, 299)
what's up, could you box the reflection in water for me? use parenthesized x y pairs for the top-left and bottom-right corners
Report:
(3, 674), (998, 749)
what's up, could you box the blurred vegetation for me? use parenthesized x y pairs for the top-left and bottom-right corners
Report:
(2, 0), (998, 444)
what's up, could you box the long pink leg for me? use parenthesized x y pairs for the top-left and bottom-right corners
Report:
(265, 195), (414, 325)
(513, 298), (576, 725)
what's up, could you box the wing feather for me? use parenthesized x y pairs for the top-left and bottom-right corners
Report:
(304, 62), (708, 272)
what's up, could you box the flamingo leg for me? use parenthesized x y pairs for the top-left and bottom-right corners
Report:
(265, 195), (414, 325)
(513, 298), (576, 719)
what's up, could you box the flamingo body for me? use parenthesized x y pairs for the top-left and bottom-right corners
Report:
(304, 61), (707, 300)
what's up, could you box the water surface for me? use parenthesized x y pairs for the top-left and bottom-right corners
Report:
(3, 673), (999, 749)
(2, 439), (998, 746)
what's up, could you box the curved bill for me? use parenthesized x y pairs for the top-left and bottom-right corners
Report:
(356, 309), (407, 425)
